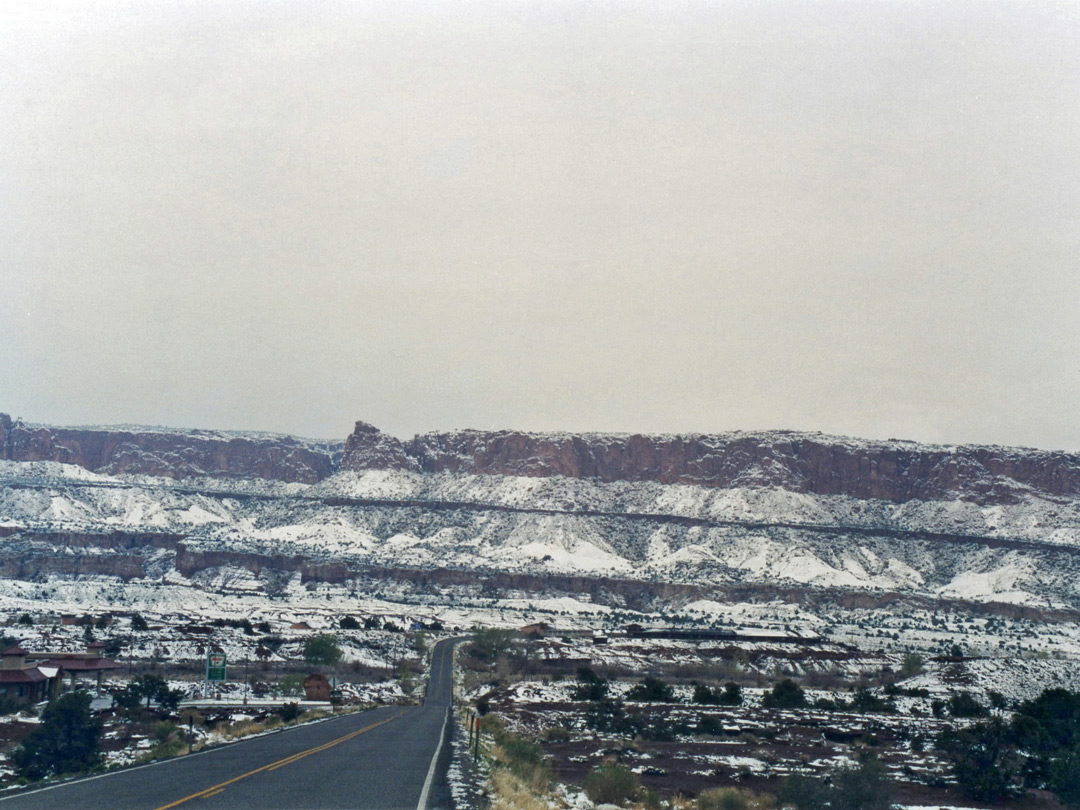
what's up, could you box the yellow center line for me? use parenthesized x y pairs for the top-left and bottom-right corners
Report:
(150, 711), (408, 810)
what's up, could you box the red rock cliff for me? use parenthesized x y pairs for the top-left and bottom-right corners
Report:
(0, 414), (340, 484)
(380, 427), (1079, 505)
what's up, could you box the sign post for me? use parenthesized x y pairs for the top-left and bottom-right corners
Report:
(206, 652), (227, 683)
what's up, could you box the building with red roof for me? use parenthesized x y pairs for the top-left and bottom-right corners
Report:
(1, 642), (122, 704)
(0, 646), (59, 703)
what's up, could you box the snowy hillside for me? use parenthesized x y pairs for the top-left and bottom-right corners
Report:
(2, 456), (1080, 612)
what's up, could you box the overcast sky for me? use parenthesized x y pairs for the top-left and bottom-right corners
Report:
(2, 1), (1078, 450)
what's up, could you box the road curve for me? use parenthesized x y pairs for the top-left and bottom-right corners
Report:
(0, 638), (460, 810)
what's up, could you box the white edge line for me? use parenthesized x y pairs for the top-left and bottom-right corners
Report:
(416, 705), (450, 810)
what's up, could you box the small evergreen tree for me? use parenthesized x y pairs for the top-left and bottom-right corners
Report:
(777, 773), (831, 810)
(899, 652), (924, 678)
(832, 758), (893, 810)
(936, 717), (1025, 802)
(721, 681), (743, 706)
(571, 667), (609, 701)
(583, 762), (640, 805)
(626, 676), (676, 703)
(11, 691), (102, 780)
(693, 682), (722, 705)
(303, 634), (343, 666)
(948, 692), (988, 718)
(113, 675), (183, 717)
(762, 679), (807, 709)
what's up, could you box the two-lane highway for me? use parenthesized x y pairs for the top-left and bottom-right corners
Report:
(0, 639), (460, 810)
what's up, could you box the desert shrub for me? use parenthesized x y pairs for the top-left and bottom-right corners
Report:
(113, 674), (182, 716)
(490, 729), (551, 792)
(278, 702), (301, 722)
(693, 681), (742, 706)
(697, 715), (725, 736)
(584, 698), (633, 735)
(223, 719), (265, 740)
(339, 616), (360, 630)
(947, 692), (988, 718)
(490, 769), (549, 810)
(637, 714), (689, 742)
(936, 717), (1025, 803)
(698, 787), (757, 810)
(627, 676), (676, 703)
(778, 760), (890, 810)
(762, 679), (806, 710)
(1012, 688), (1080, 807)
(571, 667), (609, 701)
(152, 721), (179, 742)
(1015, 688), (1080, 751)
(831, 758), (892, 810)
(849, 688), (895, 714)
(584, 762), (640, 806)
(143, 722), (186, 761)
(720, 681), (742, 705)
(694, 683), (722, 705)
(543, 725), (570, 742)
(103, 637), (126, 658)
(777, 774), (830, 810)
(899, 652), (924, 678)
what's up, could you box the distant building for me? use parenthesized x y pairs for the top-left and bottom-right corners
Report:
(32, 641), (123, 694)
(0, 642), (124, 699)
(303, 673), (331, 701)
(0, 646), (60, 703)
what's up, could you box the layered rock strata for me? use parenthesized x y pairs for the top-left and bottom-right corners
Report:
(0, 414), (341, 484)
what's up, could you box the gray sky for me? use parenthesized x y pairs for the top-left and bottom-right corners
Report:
(2, 1), (1078, 450)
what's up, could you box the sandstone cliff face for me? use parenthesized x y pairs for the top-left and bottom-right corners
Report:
(340, 421), (419, 472)
(6, 411), (1079, 505)
(0, 414), (341, 484)
(336, 426), (1080, 505)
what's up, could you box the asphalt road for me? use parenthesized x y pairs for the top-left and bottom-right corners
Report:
(0, 639), (459, 810)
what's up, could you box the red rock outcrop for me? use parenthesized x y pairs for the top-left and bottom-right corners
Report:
(0, 414), (340, 484)
(392, 428), (1080, 505)
(7, 411), (1079, 505)
(340, 421), (419, 472)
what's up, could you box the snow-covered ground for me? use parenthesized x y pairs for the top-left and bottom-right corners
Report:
(3, 461), (1080, 613)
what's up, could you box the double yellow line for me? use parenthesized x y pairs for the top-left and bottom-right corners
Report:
(152, 710), (407, 810)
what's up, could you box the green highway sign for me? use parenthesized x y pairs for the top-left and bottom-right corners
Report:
(206, 652), (227, 682)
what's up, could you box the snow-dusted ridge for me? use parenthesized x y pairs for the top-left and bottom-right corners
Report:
(2, 458), (1080, 610)
(13, 418), (342, 448)
(4, 411), (1080, 611)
